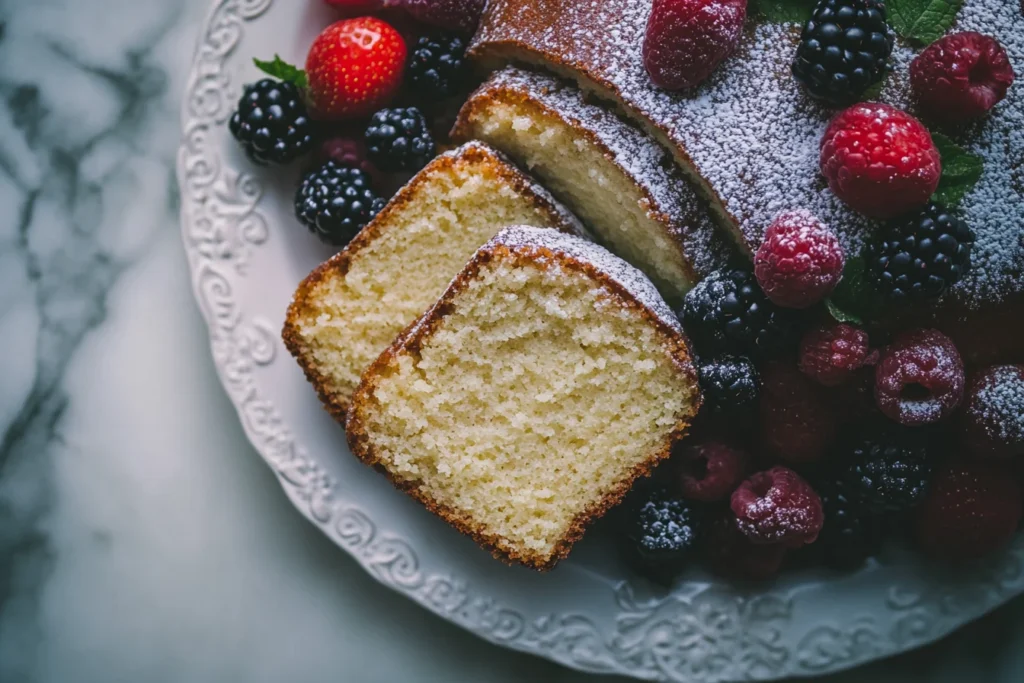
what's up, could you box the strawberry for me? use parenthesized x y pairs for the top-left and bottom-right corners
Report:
(642, 0), (748, 90)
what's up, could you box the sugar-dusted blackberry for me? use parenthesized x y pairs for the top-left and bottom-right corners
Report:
(869, 203), (975, 302)
(837, 426), (934, 514)
(294, 161), (386, 246)
(815, 477), (884, 569)
(364, 107), (436, 173)
(698, 355), (759, 423)
(229, 79), (314, 165)
(622, 487), (703, 584)
(792, 0), (895, 105)
(407, 34), (468, 98)
(680, 269), (800, 358)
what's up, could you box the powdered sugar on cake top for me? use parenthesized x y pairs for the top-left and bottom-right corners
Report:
(481, 67), (732, 278)
(489, 225), (684, 333)
(472, 0), (1022, 310)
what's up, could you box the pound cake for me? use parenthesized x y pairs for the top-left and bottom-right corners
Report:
(451, 67), (732, 305)
(468, 0), (1024, 321)
(346, 226), (701, 569)
(283, 142), (582, 418)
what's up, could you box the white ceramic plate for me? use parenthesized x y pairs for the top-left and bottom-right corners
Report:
(177, 1), (1024, 680)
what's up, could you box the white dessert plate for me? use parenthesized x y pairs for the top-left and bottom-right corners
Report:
(177, 1), (1024, 680)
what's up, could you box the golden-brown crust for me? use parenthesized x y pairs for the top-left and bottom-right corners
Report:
(345, 236), (700, 571)
(450, 71), (703, 287)
(281, 142), (582, 422)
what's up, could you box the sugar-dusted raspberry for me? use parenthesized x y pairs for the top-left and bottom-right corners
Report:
(875, 329), (965, 426)
(754, 210), (844, 308)
(759, 362), (837, 464)
(915, 460), (1022, 561)
(799, 323), (877, 387)
(676, 440), (750, 502)
(962, 365), (1024, 461)
(706, 514), (788, 581)
(820, 103), (941, 219)
(642, 0), (749, 90)
(731, 467), (824, 547)
(911, 32), (1015, 125)
(317, 135), (384, 185)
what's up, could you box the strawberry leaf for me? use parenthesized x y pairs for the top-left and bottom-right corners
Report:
(254, 55), (308, 90)
(825, 298), (863, 325)
(931, 131), (984, 206)
(755, 0), (817, 23)
(889, 0), (963, 44)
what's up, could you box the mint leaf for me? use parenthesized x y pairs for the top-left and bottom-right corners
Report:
(827, 256), (885, 324)
(931, 131), (984, 206)
(254, 55), (308, 90)
(755, 0), (816, 23)
(889, 0), (963, 44)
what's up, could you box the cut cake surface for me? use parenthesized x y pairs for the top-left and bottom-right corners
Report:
(283, 142), (583, 418)
(346, 225), (701, 569)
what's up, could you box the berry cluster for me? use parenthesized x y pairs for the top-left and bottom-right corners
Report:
(228, 4), (478, 246)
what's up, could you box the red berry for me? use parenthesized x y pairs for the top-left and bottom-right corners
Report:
(323, 0), (385, 10)
(731, 467), (823, 548)
(754, 210), (844, 308)
(305, 18), (407, 120)
(915, 460), (1022, 561)
(676, 441), (750, 502)
(962, 365), (1024, 461)
(401, 0), (486, 35)
(759, 362), (837, 464)
(875, 328), (965, 426)
(911, 32), (1015, 125)
(707, 515), (787, 580)
(799, 323), (876, 387)
(642, 0), (748, 90)
(820, 103), (941, 219)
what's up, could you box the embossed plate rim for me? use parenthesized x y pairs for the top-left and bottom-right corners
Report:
(176, 1), (1024, 680)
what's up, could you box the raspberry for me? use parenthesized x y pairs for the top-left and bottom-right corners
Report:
(754, 211), (844, 308)
(820, 103), (941, 219)
(836, 425), (934, 514)
(915, 460), (1023, 561)
(874, 329), (965, 426)
(697, 355), (759, 424)
(676, 441), (750, 502)
(401, 0), (486, 36)
(799, 323), (876, 387)
(323, 0), (384, 9)
(911, 32), (1015, 125)
(706, 515), (788, 581)
(731, 467), (824, 547)
(962, 365), (1024, 461)
(622, 487), (704, 584)
(642, 0), (748, 90)
(759, 362), (837, 464)
(317, 136), (383, 185)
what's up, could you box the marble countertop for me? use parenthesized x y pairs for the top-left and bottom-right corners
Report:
(1, 0), (1022, 681)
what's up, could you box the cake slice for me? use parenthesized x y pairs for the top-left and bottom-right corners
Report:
(451, 67), (731, 305)
(346, 226), (701, 569)
(283, 142), (583, 418)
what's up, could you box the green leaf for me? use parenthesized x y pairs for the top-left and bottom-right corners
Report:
(254, 55), (308, 90)
(861, 74), (888, 101)
(755, 0), (816, 23)
(889, 0), (963, 44)
(931, 131), (984, 206)
(827, 256), (885, 324)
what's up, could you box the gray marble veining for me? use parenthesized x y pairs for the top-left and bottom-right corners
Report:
(0, 1), (1022, 682)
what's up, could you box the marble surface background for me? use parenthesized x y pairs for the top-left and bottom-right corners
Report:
(1, 0), (1023, 681)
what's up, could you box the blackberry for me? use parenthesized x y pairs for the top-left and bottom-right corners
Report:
(229, 79), (313, 165)
(815, 478), (884, 569)
(623, 487), (703, 584)
(407, 34), (468, 99)
(294, 161), (386, 246)
(680, 269), (800, 358)
(698, 355), (760, 423)
(792, 0), (895, 105)
(869, 203), (975, 302)
(365, 107), (436, 173)
(837, 427), (934, 514)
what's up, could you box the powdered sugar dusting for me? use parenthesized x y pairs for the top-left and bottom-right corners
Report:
(482, 67), (731, 277)
(488, 225), (684, 333)
(968, 365), (1024, 447)
(472, 0), (1022, 310)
